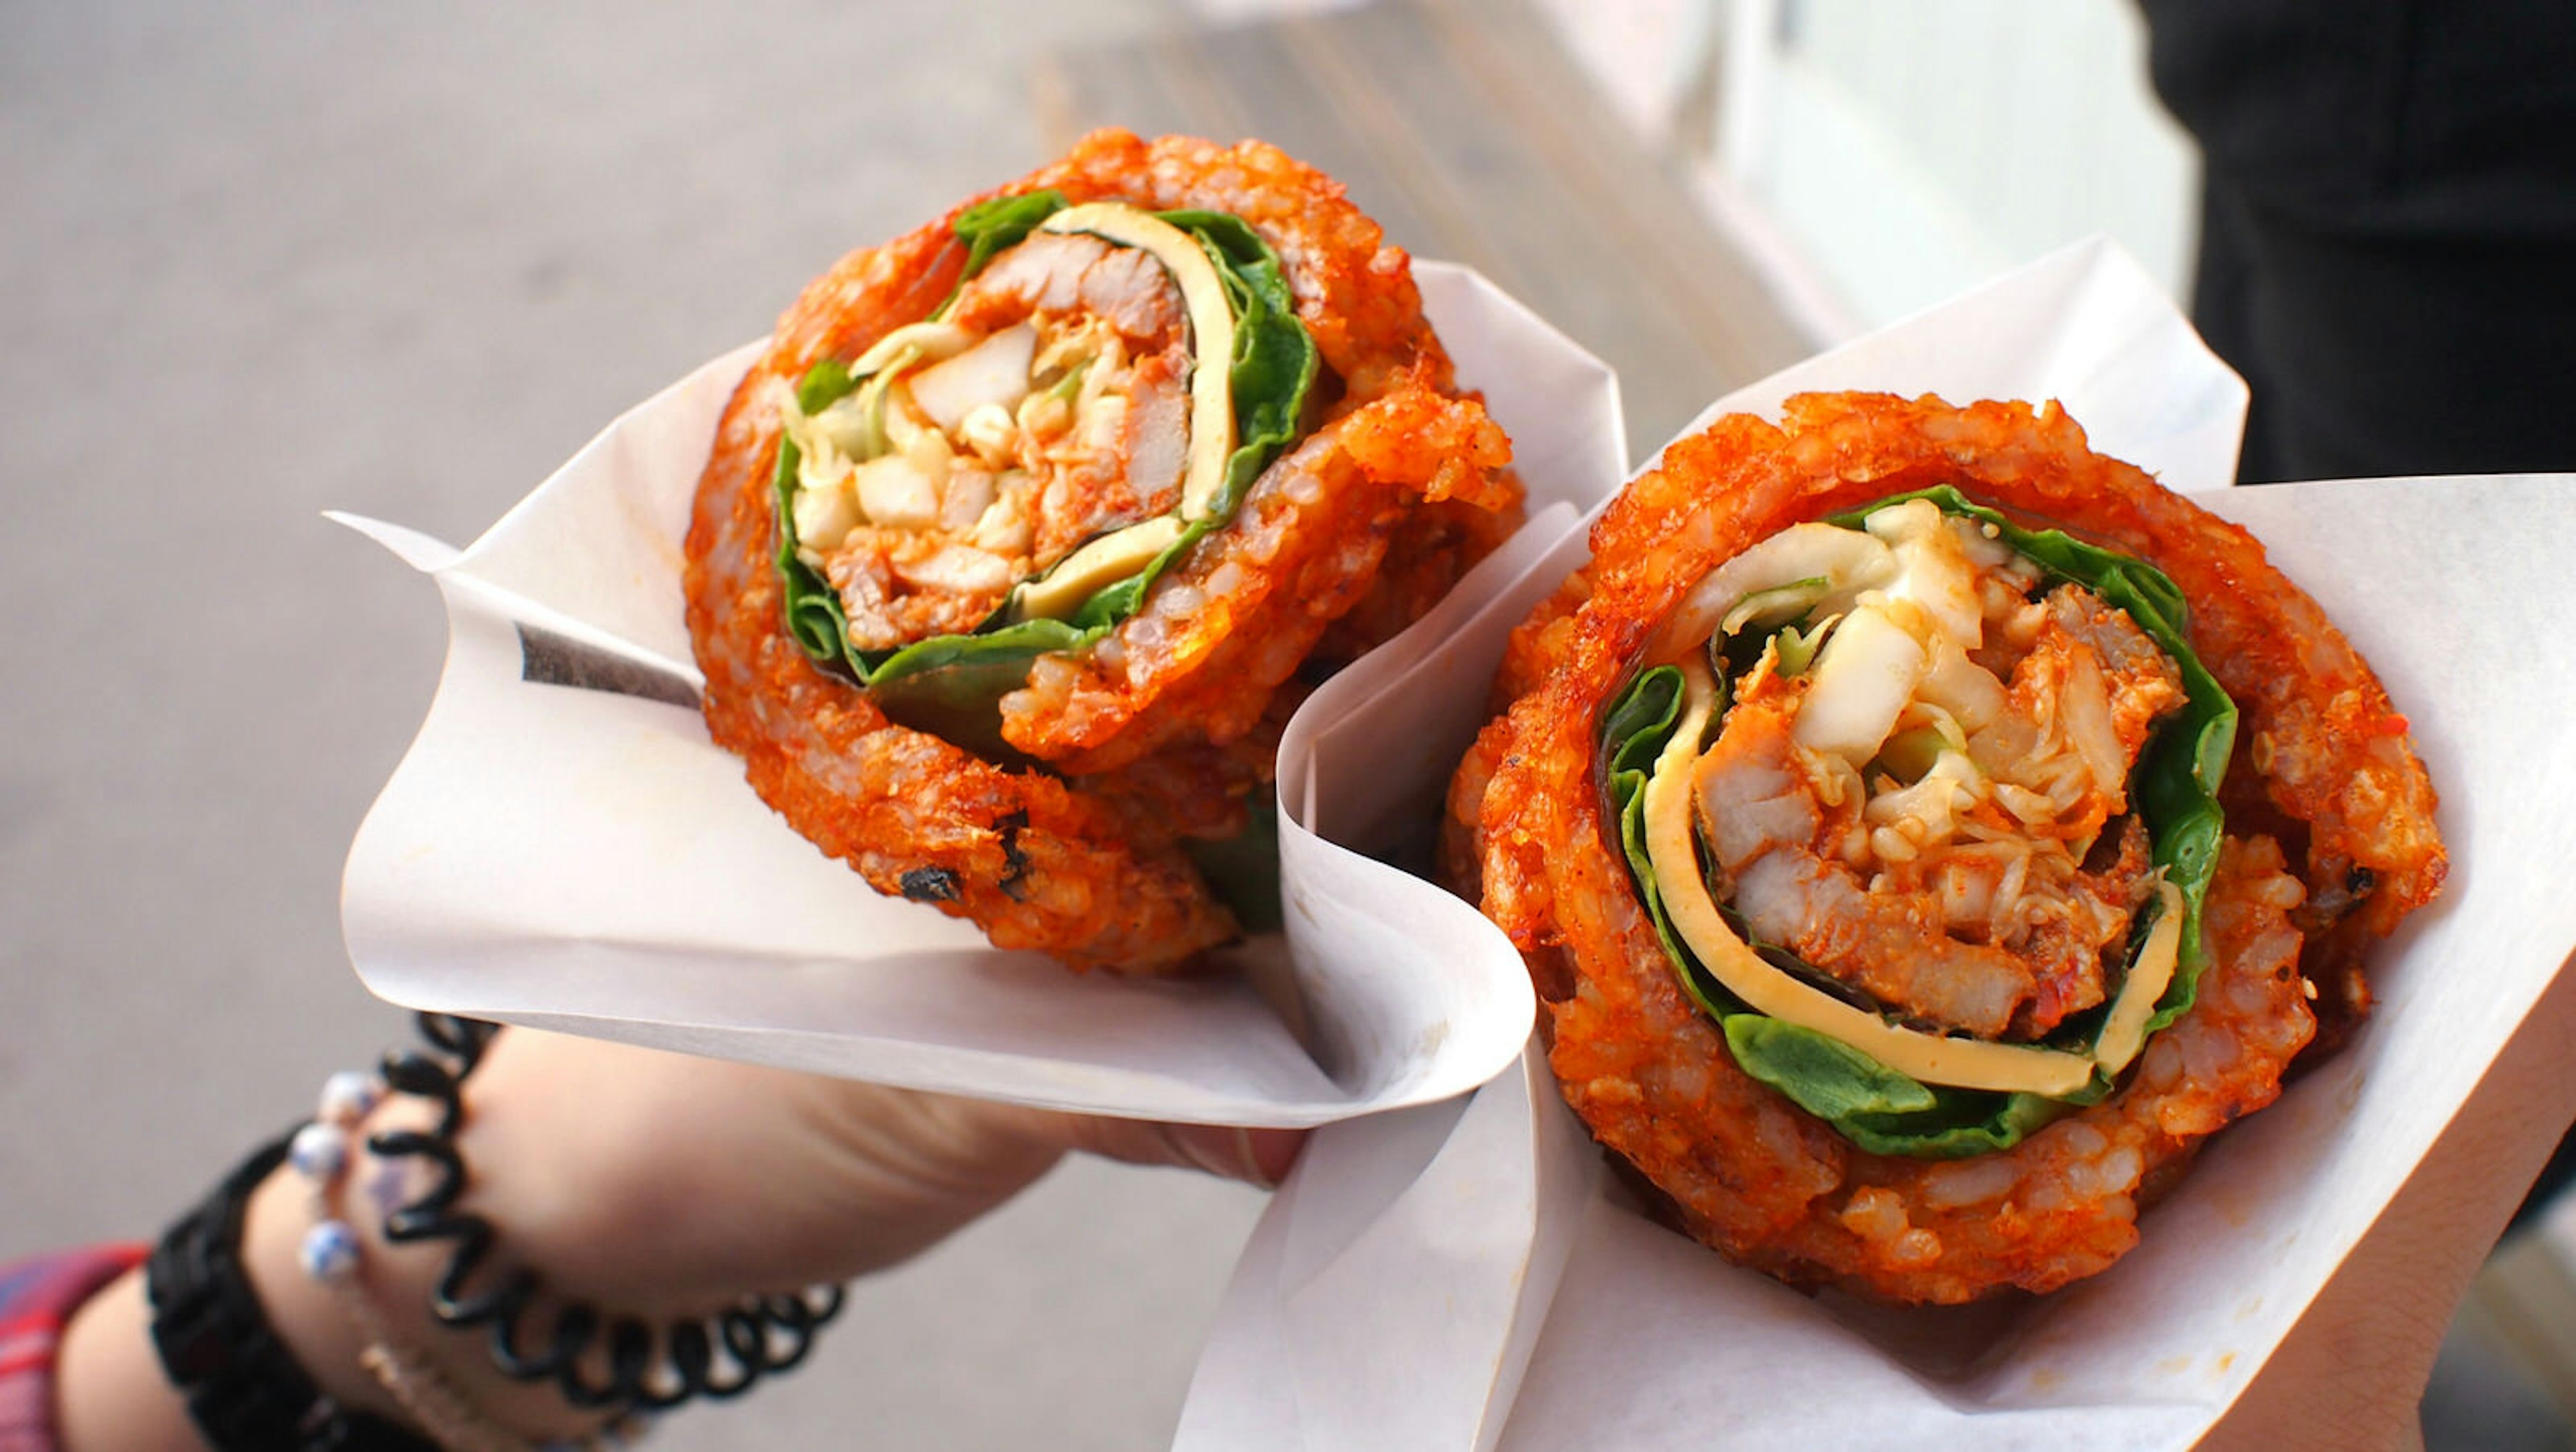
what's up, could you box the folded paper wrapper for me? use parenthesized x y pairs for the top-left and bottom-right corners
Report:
(1173, 238), (2576, 1450)
(337, 260), (1620, 1128)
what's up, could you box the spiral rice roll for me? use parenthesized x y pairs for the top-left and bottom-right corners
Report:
(689, 131), (1517, 973)
(1452, 392), (2442, 1302)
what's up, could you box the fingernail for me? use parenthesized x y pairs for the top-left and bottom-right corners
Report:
(1240, 1127), (1305, 1188)
(1170, 1126), (1257, 1183)
(1157, 1125), (1310, 1187)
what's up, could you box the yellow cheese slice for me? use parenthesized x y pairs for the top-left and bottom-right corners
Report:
(1009, 516), (1187, 622)
(2090, 879), (2186, 1076)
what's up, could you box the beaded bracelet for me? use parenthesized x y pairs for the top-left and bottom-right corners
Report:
(146, 1126), (439, 1452)
(307, 1015), (845, 1426)
(290, 1074), (594, 1452)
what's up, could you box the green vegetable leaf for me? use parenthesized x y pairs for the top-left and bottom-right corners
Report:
(865, 645), (1067, 761)
(1872, 724), (1952, 784)
(1182, 796), (1285, 933)
(1067, 571), (1145, 632)
(953, 189), (1068, 279)
(1600, 666), (1715, 1005)
(796, 359), (859, 414)
(1602, 664), (1686, 780)
(772, 437), (863, 673)
(865, 617), (1090, 682)
(1836, 1088), (2070, 1160)
(1723, 1015), (1938, 1119)
(1159, 209), (1320, 520)
(1770, 616), (1833, 678)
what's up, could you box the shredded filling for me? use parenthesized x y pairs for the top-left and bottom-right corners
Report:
(1678, 502), (2186, 1041)
(778, 228), (1195, 650)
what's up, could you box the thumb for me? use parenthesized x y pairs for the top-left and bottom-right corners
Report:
(1053, 1116), (1307, 1188)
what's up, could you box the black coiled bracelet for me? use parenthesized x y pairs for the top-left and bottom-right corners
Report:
(370, 1013), (847, 1415)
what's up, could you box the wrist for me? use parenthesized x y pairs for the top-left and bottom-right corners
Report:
(85, 1016), (840, 1452)
(235, 1166), (393, 1426)
(57, 1268), (205, 1452)
(244, 1111), (618, 1447)
(352, 1024), (846, 1415)
(121, 1124), (440, 1452)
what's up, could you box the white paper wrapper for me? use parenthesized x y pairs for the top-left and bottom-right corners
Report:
(1177, 238), (2576, 1449)
(337, 262), (1621, 1127)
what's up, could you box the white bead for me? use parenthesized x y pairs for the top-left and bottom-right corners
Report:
(299, 1219), (362, 1283)
(317, 1070), (382, 1127)
(288, 1121), (350, 1182)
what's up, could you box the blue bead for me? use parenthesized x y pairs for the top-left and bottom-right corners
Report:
(288, 1121), (350, 1182)
(299, 1219), (362, 1283)
(318, 1070), (383, 1127)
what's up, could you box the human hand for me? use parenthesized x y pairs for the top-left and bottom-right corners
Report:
(368, 1025), (1303, 1317)
(57, 1025), (1302, 1451)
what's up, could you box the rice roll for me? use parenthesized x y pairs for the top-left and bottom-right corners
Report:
(1450, 392), (2443, 1302)
(690, 130), (1517, 973)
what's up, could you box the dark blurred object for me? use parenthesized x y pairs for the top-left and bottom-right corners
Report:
(2143, 0), (2576, 483)
(1034, 0), (1811, 462)
(2156, 9), (2576, 1438)
(2513, 1130), (2576, 1237)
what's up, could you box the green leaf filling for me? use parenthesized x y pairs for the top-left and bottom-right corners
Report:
(953, 189), (1072, 279)
(1602, 666), (1703, 985)
(773, 436), (859, 673)
(1181, 796), (1285, 934)
(770, 193), (1320, 724)
(1156, 210), (1318, 518)
(1725, 1015), (1939, 1119)
(796, 358), (857, 415)
(1836, 1087), (2074, 1160)
(1600, 488), (2240, 1158)
(1771, 616), (1833, 678)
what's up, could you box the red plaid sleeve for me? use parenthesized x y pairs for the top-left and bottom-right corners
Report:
(0, 1245), (148, 1452)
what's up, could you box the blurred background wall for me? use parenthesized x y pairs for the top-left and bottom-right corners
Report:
(1707, 0), (2195, 332)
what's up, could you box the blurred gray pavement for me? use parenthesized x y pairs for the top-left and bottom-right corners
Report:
(1, 3), (1267, 1446)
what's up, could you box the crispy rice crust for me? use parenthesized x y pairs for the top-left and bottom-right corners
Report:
(687, 131), (1513, 972)
(1460, 392), (2445, 1301)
